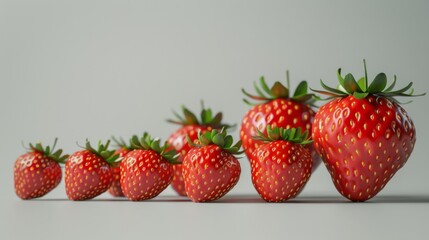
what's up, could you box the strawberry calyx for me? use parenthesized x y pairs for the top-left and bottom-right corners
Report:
(83, 140), (120, 166)
(130, 133), (180, 164)
(312, 59), (426, 102)
(242, 71), (316, 106)
(187, 128), (243, 155)
(111, 136), (133, 150)
(252, 126), (312, 145)
(167, 102), (234, 129)
(28, 138), (69, 164)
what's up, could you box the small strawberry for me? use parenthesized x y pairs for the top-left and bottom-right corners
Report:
(108, 137), (132, 197)
(312, 60), (425, 202)
(65, 140), (119, 201)
(183, 128), (242, 202)
(120, 133), (179, 201)
(251, 127), (313, 202)
(240, 72), (320, 171)
(14, 138), (68, 200)
(167, 103), (233, 196)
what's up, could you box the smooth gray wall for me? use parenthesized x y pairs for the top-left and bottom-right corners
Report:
(1, 0), (428, 200)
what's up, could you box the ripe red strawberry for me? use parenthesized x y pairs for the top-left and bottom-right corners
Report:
(251, 127), (313, 202)
(14, 139), (68, 200)
(120, 133), (179, 201)
(312, 60), (425, 202)
(108, 137), (132, 197)
(182, 128), (242, 202)
(167, 104), (233, 196)
(65, 140), (119, 201)
(240, 73), (320, 171)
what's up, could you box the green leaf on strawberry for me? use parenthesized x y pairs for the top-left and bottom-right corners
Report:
(312, 59), (426, 101)
(130, 133), (180, 164)
(253, 126), (312, 145)
(28, 138), (69, 164)
(187, 127), (243, 155)
(242, 71), (317, 106)
(111, 136), (134, 151)
(167, 102), (234, 129)
(82, 139), (120, 165)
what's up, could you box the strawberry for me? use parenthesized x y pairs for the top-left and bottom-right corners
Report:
(250, 127), (313, 202)
(240, 72), (320, 171)
(167, 103), (233, 196)
(65, 140), (119, 201)
(120, 133), (179, 201)
(182, 128), (242, 202)
(312, 60), (425, 202)
(14, 139), (68, 200)
(108, 137), (132, 197)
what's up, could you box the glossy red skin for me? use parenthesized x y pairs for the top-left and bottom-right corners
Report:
(312, 95), (416, 202)
(183, 145), (241, 202)
(14, 151), (62, 200)
(108, 167), (123, 197)
(250, 141), (313, 202)
(120, 149), (173, 201)
(108, 148), (130, 197)
(240, 98), (320, 171)
(65, 150), (113, 201)
(171, 165), (186, 196)
(167, 125), (212, 196)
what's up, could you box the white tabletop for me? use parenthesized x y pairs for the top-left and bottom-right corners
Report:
(2, 189), (428, 240)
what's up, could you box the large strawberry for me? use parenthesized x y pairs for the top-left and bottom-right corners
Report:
(120, 133), (179, 201)
(240, 72), (320, 171)
(182, 128), (242, 202)
(108, 137), (132, 197)
(312, 60), (425, 202)
(251, 127), (313, 202)
(14, 139), (68, 200)
(167, 104), (233, 196)
(65, 140), (119, 201)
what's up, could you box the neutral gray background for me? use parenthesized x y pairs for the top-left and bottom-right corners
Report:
(1, 0), (428, 239)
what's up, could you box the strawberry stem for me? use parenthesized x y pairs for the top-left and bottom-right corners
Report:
(286, 70), (290, 90)
(363, 59), (368, 90)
